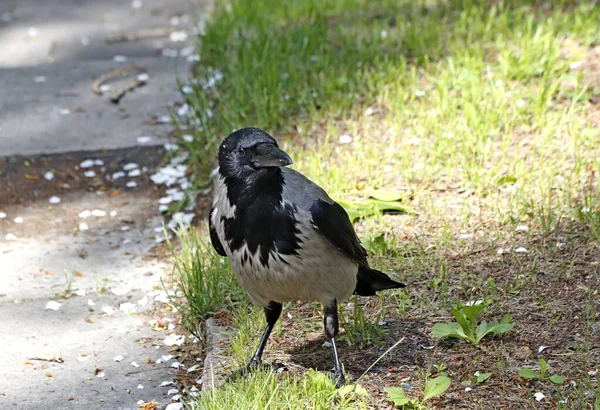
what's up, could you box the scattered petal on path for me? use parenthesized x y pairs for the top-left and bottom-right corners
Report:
(163, 334), (185, 346)
(114, 355), (124, 362)
(45, 301), (62, 310)
(131, 362), (140, 368)
(44, 171), (54, 180)
(14, 217), (23, 224)
(49, 196), (61, 204)
(137, 136), (152, 144)
(80, 159), (95, 168)
(91, 210), (106, 217)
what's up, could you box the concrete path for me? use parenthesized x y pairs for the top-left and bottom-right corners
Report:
(0, 1), (207, 409)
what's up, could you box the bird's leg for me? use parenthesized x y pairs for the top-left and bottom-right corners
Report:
(324, 300), (346, 388)
(226, 301), (283, 381)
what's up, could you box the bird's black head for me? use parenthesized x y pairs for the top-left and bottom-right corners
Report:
(218, 128), (293, 179)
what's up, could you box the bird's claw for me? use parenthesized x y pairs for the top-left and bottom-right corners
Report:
(224, 360), (287, 382)
(333, 371), (346, 388)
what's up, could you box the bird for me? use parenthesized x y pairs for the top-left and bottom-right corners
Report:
(209, 127), (405, 387)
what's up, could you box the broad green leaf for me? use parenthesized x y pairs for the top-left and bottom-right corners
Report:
(334, 196), (415, 223)
(549, 375), (565, 385)
(518, 368), (538, 379)
(365, 234), (388, 254)
(539, 359), (547, 378)
(338, 383), (369, 399)
(475, 320), (514, 344)
(497, 175), (517, 185)
(460, 380), (472, 386)
(476, 372), (492, 383)
(384, 387), (411, 406)
(431, 322), (469, 340)
(368, 189), (405, 202)
(450, 306), (471, 335)
(423, 373), (451, 401)
(462, 304), (486, 326)
(362, 198), (415, 214)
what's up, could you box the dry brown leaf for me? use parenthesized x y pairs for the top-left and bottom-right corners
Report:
(43, 269), (53, 275)
(25, 173), (39, 180)
(45, 372), (52, 377)
(74, 271), (84, 277)
(24, 360), (33, 365)
(139, 401), (158, 410)
(68, 396), (75, 401)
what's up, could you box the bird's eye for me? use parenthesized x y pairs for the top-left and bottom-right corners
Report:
(237, 148), (245, 157)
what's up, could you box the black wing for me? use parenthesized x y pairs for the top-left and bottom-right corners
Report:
(209, 207), (227, 256)
(310, 198), (405, 296)
(309, 199), (369, 267)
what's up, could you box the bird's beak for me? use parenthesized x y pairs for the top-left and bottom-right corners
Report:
(253, 146), (293, 168)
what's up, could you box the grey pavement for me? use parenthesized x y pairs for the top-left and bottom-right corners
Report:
(0, 0), (208, 156)
(0, 1), (208, 409)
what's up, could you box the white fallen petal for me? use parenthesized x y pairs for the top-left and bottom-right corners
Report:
(34, 75), (46, 83)
(80, 159), (95, 168)
(45, 301), (62, 311)
(123, 163), (139, 171)
(96, 371), (106, 378)
(91, 210), (106, 217)
(159, 196), (173, 205)
(162, 355), (174, 362)
(167, 388), (179, 395)
(137, 296), (149, 306)
(102, 305), (115, 315)
(111, 287), (129, 296)
(588, 370), (597, 376)
(131, 361), (140, 368)
(515, 225), (529, 232)
(128, 169), (141, 177)
(120, 302), (136, 314)
(459, 234), (472, 239)
(59, 108), (70, 115)
(464, 387), (472, 392)
(114, 355), (124, 362)
(131, 0), (142, 8)
(164, 143), (179, 151)
(94, 160), (104, 166)
(44, 171), (54, 180)
(171, 362), (182, 369)
(170, 31), (188, 42)
(0, 211), (6, 218)
(322, 341), (332, 348)
(160, 381), (175, 387)
(114, 55), (127, 62)
(186, 364), (200, 373)
(84, 170), (96, 178)
(14, 217), (23, 223)
(112, 171), (125, 180)
(465, 300), (483, 306)
(515, 247), (528, 253)
(165, 404), (183, 410)
(136, 73), (149, 82)
(538, 345), (550, 353)
(497, 248), (505, 255)
(110, 210), (117, 217)
(127, 181), (138, 188)
(137, 384), (144, 389)
(171, 394), (182, 401)
(162, 48), (179, 58)
(75, 289), (86, 296)
(534, 392), (545, 401)
(159, 205), (169, 212)
(137, 136), (152, 144)
(79, 222), (89, 231)
(5, 233), (18, 241)
(181, 86), (193, 95)
(163, 334), (185, 346)
(49, 196), (61, 204)
(88, 299), (95, 306)
(100, 84), (111, 92)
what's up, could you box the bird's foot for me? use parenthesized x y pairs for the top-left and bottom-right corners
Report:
(225, 359), (287, 382)
(332, 371), (346, 388)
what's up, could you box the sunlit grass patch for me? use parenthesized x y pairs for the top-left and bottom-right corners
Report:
(171, 0), (600, 407)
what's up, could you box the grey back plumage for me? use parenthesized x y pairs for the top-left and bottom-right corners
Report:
(281, 168), (333, 210)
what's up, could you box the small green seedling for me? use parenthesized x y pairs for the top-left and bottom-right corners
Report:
(519, 359), (565, 385)
(431, 300), (514, 345)
(385, 373), (451, 408)
(461, 371), (492, 387)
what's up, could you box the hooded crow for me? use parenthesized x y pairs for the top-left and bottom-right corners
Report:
(209, 127), (405, 386)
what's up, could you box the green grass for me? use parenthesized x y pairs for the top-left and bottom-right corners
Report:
(171, 0), (600, 407)
(167, 226), (247, 336)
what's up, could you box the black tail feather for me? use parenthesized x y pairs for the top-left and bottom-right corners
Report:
(354, 266), (405, 296)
